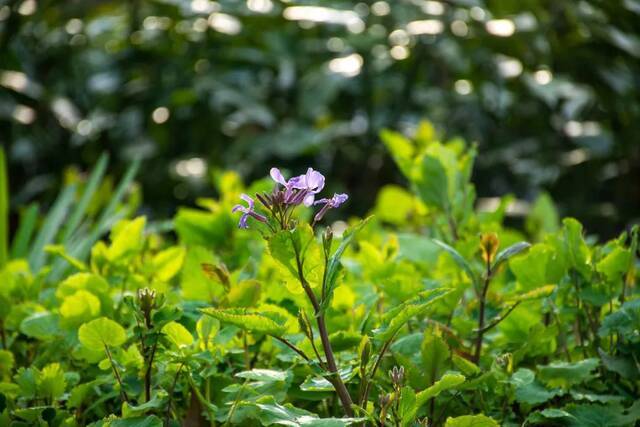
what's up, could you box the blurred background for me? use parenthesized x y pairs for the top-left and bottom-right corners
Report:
(1, 0), (639, 238)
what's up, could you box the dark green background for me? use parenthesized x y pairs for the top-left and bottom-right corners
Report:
(1, 0), (639, 238)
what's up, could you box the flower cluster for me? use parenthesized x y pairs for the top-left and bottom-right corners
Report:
(232, 167), (348, 229)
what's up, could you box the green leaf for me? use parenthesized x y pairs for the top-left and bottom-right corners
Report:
(375, 288), (453, 342)
(321, 217), (370, 311)
(38, 363), (66, 401)
(45, 244), (88, 271)
(431, 239), (477, 284)
(537, 358), (599, 389)
(374, 185), (416, 225)
(564, 401), (640, 427)
(509, 244), (553, 288)
(78, 317), (127, 349)
(228, 279), (262, 307)
(60, 290), (101, 324)
(300, 367), (355, 392)
(444, 414), (499, 427)
(380, 129), (415, 178)
(492, 241), (530, 270)
(245, 396), (363, 426)
(107, 217), (146, 261)
(415, 156), (449, 210)
(152, 246), (186, 281)
(421, 330), (450, 385)
(599, 299), (640, 339)
(20, 312), (61, 340)
(505, 285), (556, 302)
(596, 247), (632, 281)
(452, 355), (480, 377)
(398, 386), (417, 427)
(236, 369), (290, 383)
(510, 369), (562, 406)
(562, 218), (591, 278)
(526, 408), (575, 425)
(200, 307), (287, 336)
(161, 321), (193, 348)
(598, 348), (640, 379)
(415, 373), (465, 411)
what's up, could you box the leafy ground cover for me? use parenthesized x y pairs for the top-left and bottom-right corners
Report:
(0, 128), (638, 426)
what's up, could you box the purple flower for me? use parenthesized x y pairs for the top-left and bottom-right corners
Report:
(270, 167), (326, 206)
(292, 168), (326, 206)
(232, 194), (267, 229)
(313, 193), (348, 222)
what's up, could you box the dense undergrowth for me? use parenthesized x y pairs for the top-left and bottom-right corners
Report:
(0, 126), (638, 426)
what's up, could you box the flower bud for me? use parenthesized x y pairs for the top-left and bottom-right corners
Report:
(480, 232), (500, 264)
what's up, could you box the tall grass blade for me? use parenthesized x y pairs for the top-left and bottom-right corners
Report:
(28, 185), (76, 271)
(61, 152), (109, 243)
(10, 203), (39, 259)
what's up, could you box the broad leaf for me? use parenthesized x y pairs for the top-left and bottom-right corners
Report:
(78, 317), (127, 349)
(414, 373), (465, 414)
(200, 307), (287, 336)
(162, 321), (193, 348)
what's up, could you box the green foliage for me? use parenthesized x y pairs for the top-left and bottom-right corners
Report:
(0, 137), (638, 426)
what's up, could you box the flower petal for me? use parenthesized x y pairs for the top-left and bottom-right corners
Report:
(303, 193), (316, 207)
(240, 193), (254, 209)
(238, 213), (249, 229)
(270, 168), (287, 186)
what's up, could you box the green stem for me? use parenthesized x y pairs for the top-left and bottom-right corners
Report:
(291, 234), (354, 417)
(104, 344), (129, 403)
(473, 261), (492, 364)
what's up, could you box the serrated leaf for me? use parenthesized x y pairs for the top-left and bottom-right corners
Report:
(200, 307), (287, 336)
(505, 285), (556, 302)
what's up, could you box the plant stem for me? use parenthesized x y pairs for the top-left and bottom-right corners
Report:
(291, 235), (354, 417)
(165, 362), (185, 424)
(144, 334), (159, 402)
(104, 344), (129, 403)
(473, 261), (492, 364)
(360, 335), (395, 406)
(474, 302), (520, 335)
